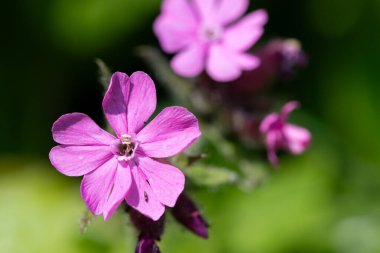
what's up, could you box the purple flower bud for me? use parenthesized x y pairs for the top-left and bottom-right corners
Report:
(130, 209), (165, 240)
(277, 39), (308, 78)
(171, 194), (209, 239)
(227, 38), (307, 98)
(196, 39), (307, 112)
(135, 234), (160, 253)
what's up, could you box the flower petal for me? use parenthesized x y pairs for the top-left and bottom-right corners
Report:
(127, 72), (157, 133)
(125, 163), (165, 221)
(193, 0), (215, 22)
(154, 0), (198, 53)
(103, 162), (132, 220)
(102, 72), (130, 136)
(224, 9), (268, 51)
(137, 106), (201, 158)
(81, 159), (132, 220)
(49, 145), (113, 177)
(217, 0), (249, 25)
(266, 131), (280, 166)
(171, 43), (206, 78)
(283, 124), (311, 155)
(206, 44), (242, 82)
(137, 156), (185, 207)
(259, 113), (279, 133)
(52, 113), (115, 146)
(280, 101), (300, 120)
(80, 158), (118, 216)
(235, 53), (261, 70)
(103, 72), (156, 136)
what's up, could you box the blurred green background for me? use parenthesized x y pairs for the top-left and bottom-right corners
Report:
(1, 0), (380, 252)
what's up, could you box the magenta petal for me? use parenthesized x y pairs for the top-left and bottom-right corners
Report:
(127, 72), (157, 133)
(217, 0), (249, 25)
(224, 9), (268, 51)
(137, 106), (201, 158)
(235, 53), (261, 71)
(283, 124), (311, 155)
(280, 101), (300, 120)
(103, 163), (132, 220)
(206, 45), (242, 82)
(81, 159), (131, 219)
(171, 43), (205, 78)
(102, 72), (130, 137)
(266, 131), (279, 166)
(103, 72), (156, 136)
(49, 145), (112, 177)
(52, 113), (115, 146)
(125, 163), (165, 221)
(154, 0), (198, 53)
(193, 0), (215, 22)
(137, 156), (185, 207)
(268, 148), (279, 166)
(81, 158), (118, 216)
(259, 113), (279, 133)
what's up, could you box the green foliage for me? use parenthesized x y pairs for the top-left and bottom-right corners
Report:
(185, 165), (239, 188)
(48, 0), (160, 54)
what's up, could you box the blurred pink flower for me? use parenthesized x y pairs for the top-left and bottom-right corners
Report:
(260, 101), (311, 165)
(154, 0), (268, 82)
(49, 72), (201, 221)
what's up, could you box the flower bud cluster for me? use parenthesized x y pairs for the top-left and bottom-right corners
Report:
(131, 194), (208, 253)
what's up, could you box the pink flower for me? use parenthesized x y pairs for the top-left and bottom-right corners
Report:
(260, 101), (311, 166)
(49, 72), (201, 221)
(154, 0), (268, 82)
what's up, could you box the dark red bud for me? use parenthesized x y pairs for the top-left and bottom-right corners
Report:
(171, 194), (209, 239)
(135, 234), (160, 253)
(130, 209), (165, 240)
(277, 39), (308, 78)
(228, 39), (307, 97)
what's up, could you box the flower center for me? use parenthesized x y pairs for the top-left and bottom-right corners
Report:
(111, 134), (139, 161)
(201, 24), (222, 42)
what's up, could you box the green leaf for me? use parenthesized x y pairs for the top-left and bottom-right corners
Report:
(185, 165), (239, 188)
(238, 160), (268, 191)
(137, 46), (214, 114)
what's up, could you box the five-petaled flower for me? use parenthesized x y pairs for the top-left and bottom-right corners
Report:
(154, 0), (268, 82)
(260, 101), (311, 166)
(49, 71), (201, 221)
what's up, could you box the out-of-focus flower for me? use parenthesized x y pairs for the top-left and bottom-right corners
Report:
(49, 72), (201, 221)
(277, 39), (308, 78)
(260, 101), (311, 165)
(171, 193), (209, 239)
(154, 0), (268, 82)
(228, 39), (308, 97)
(199, 39), (308, 107)
(135, 235), (161, 253)
(231, 109), (264, 146)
